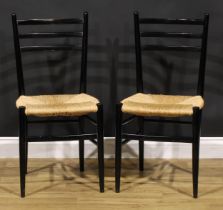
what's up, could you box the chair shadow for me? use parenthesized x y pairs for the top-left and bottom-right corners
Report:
(25, 160), (101, 197)
(120, 159), (193, 198)
(0, 159), (103, 197)
(199, 186), (223, 197)
(0, 186), (19, 197)
(119, 158), (223, 198)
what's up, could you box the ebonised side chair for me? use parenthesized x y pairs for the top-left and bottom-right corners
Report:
(12, 12), (104, 197)
(115, 12), (209, 198)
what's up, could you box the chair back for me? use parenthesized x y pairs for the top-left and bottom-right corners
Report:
(134, 12), (209, 96)
(12, 12), (88, 95)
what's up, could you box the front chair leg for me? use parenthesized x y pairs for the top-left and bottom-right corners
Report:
(192, 107), (201, 198)
(25, 141), (28, 174)
(115, 103), (122, 193)
(25, 118), (28, 174)
(97, 103), (104, 192)
(19, 108), (26, 198)
(78, 117), (85, 172)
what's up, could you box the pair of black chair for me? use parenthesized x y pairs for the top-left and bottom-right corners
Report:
(11, 12), (209, 198)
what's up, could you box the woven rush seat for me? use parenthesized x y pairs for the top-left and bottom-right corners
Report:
(121, 93), (204, 117)
(16, 93), (99, 117)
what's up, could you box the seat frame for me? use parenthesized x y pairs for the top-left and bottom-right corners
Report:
(12, 12), (104, 197)
(115, 12), (209, 198)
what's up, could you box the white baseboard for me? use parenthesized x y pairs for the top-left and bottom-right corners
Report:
(0, 137), (223, 159)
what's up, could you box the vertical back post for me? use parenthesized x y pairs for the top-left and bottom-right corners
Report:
(134, 11), (143, 93)
(197, 14), (209, 96)
(80, 12), (88, 93)
(12, 13), (25, 96)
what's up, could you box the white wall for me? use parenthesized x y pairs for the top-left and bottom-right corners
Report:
(0, 137), (222, 159)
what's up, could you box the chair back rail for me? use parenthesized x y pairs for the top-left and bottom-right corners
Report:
(12, 12), (88, 96)
(134, 12), (209, 96)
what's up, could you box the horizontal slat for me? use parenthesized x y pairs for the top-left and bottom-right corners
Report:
(142, 44), (201, 52)
(122, 133), (193, 143)
(19, 32), (83, 39)
(20, 45), (82, 52)
(28, 119), (79, 124)
(17, 18), (83, 25)
(27, 134), (97, 142)
(144, 118), (192, 124)
(139, 18), (204, 25)
(141, 31), (202, 39)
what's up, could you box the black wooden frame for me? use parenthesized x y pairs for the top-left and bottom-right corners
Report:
(12, 12), (104, 197)
(115, 12), (209, 198)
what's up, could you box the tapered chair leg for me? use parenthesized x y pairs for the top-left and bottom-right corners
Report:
(79, 117), (85, 172)
(192, 107), (201, 198)
(115, 103), (122, 193)
(22, 115), (28, 175)
(138, 117), (144, 171)
(97, 104), (104, 192)
(19, 108), (26, 198)
(25, 141), (28, 174)
(79, 140), (84, 172)
(139, 141), (144, 171)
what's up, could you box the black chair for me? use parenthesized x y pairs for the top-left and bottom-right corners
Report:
(12, 12), (104, 197)
(115, 12), (209, 198)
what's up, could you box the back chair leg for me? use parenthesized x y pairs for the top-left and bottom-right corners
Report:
(139, 141), (144, 171)
(19, 108), (26, 198)
(138, 117), (144, 171)
(79, 140), (84, 172)
(192, 107), (201, 198)
(115, 103), (122, 193)
(79, 117), (85, 172)
(97, 104), (104, 192)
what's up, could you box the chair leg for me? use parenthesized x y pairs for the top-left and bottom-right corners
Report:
(25, 118), (28, 174)
(97, 104), (104, 192)
(19, 108), (26, 198)
(25, 141), (28, 174)
(138, 117), (144, 171)
(192, 107), (201, 199)
(115, 103), (122, 193)
(79, 117), (85, 172)
(139, 141), (144, 171)
(79, 140), (84, 172)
